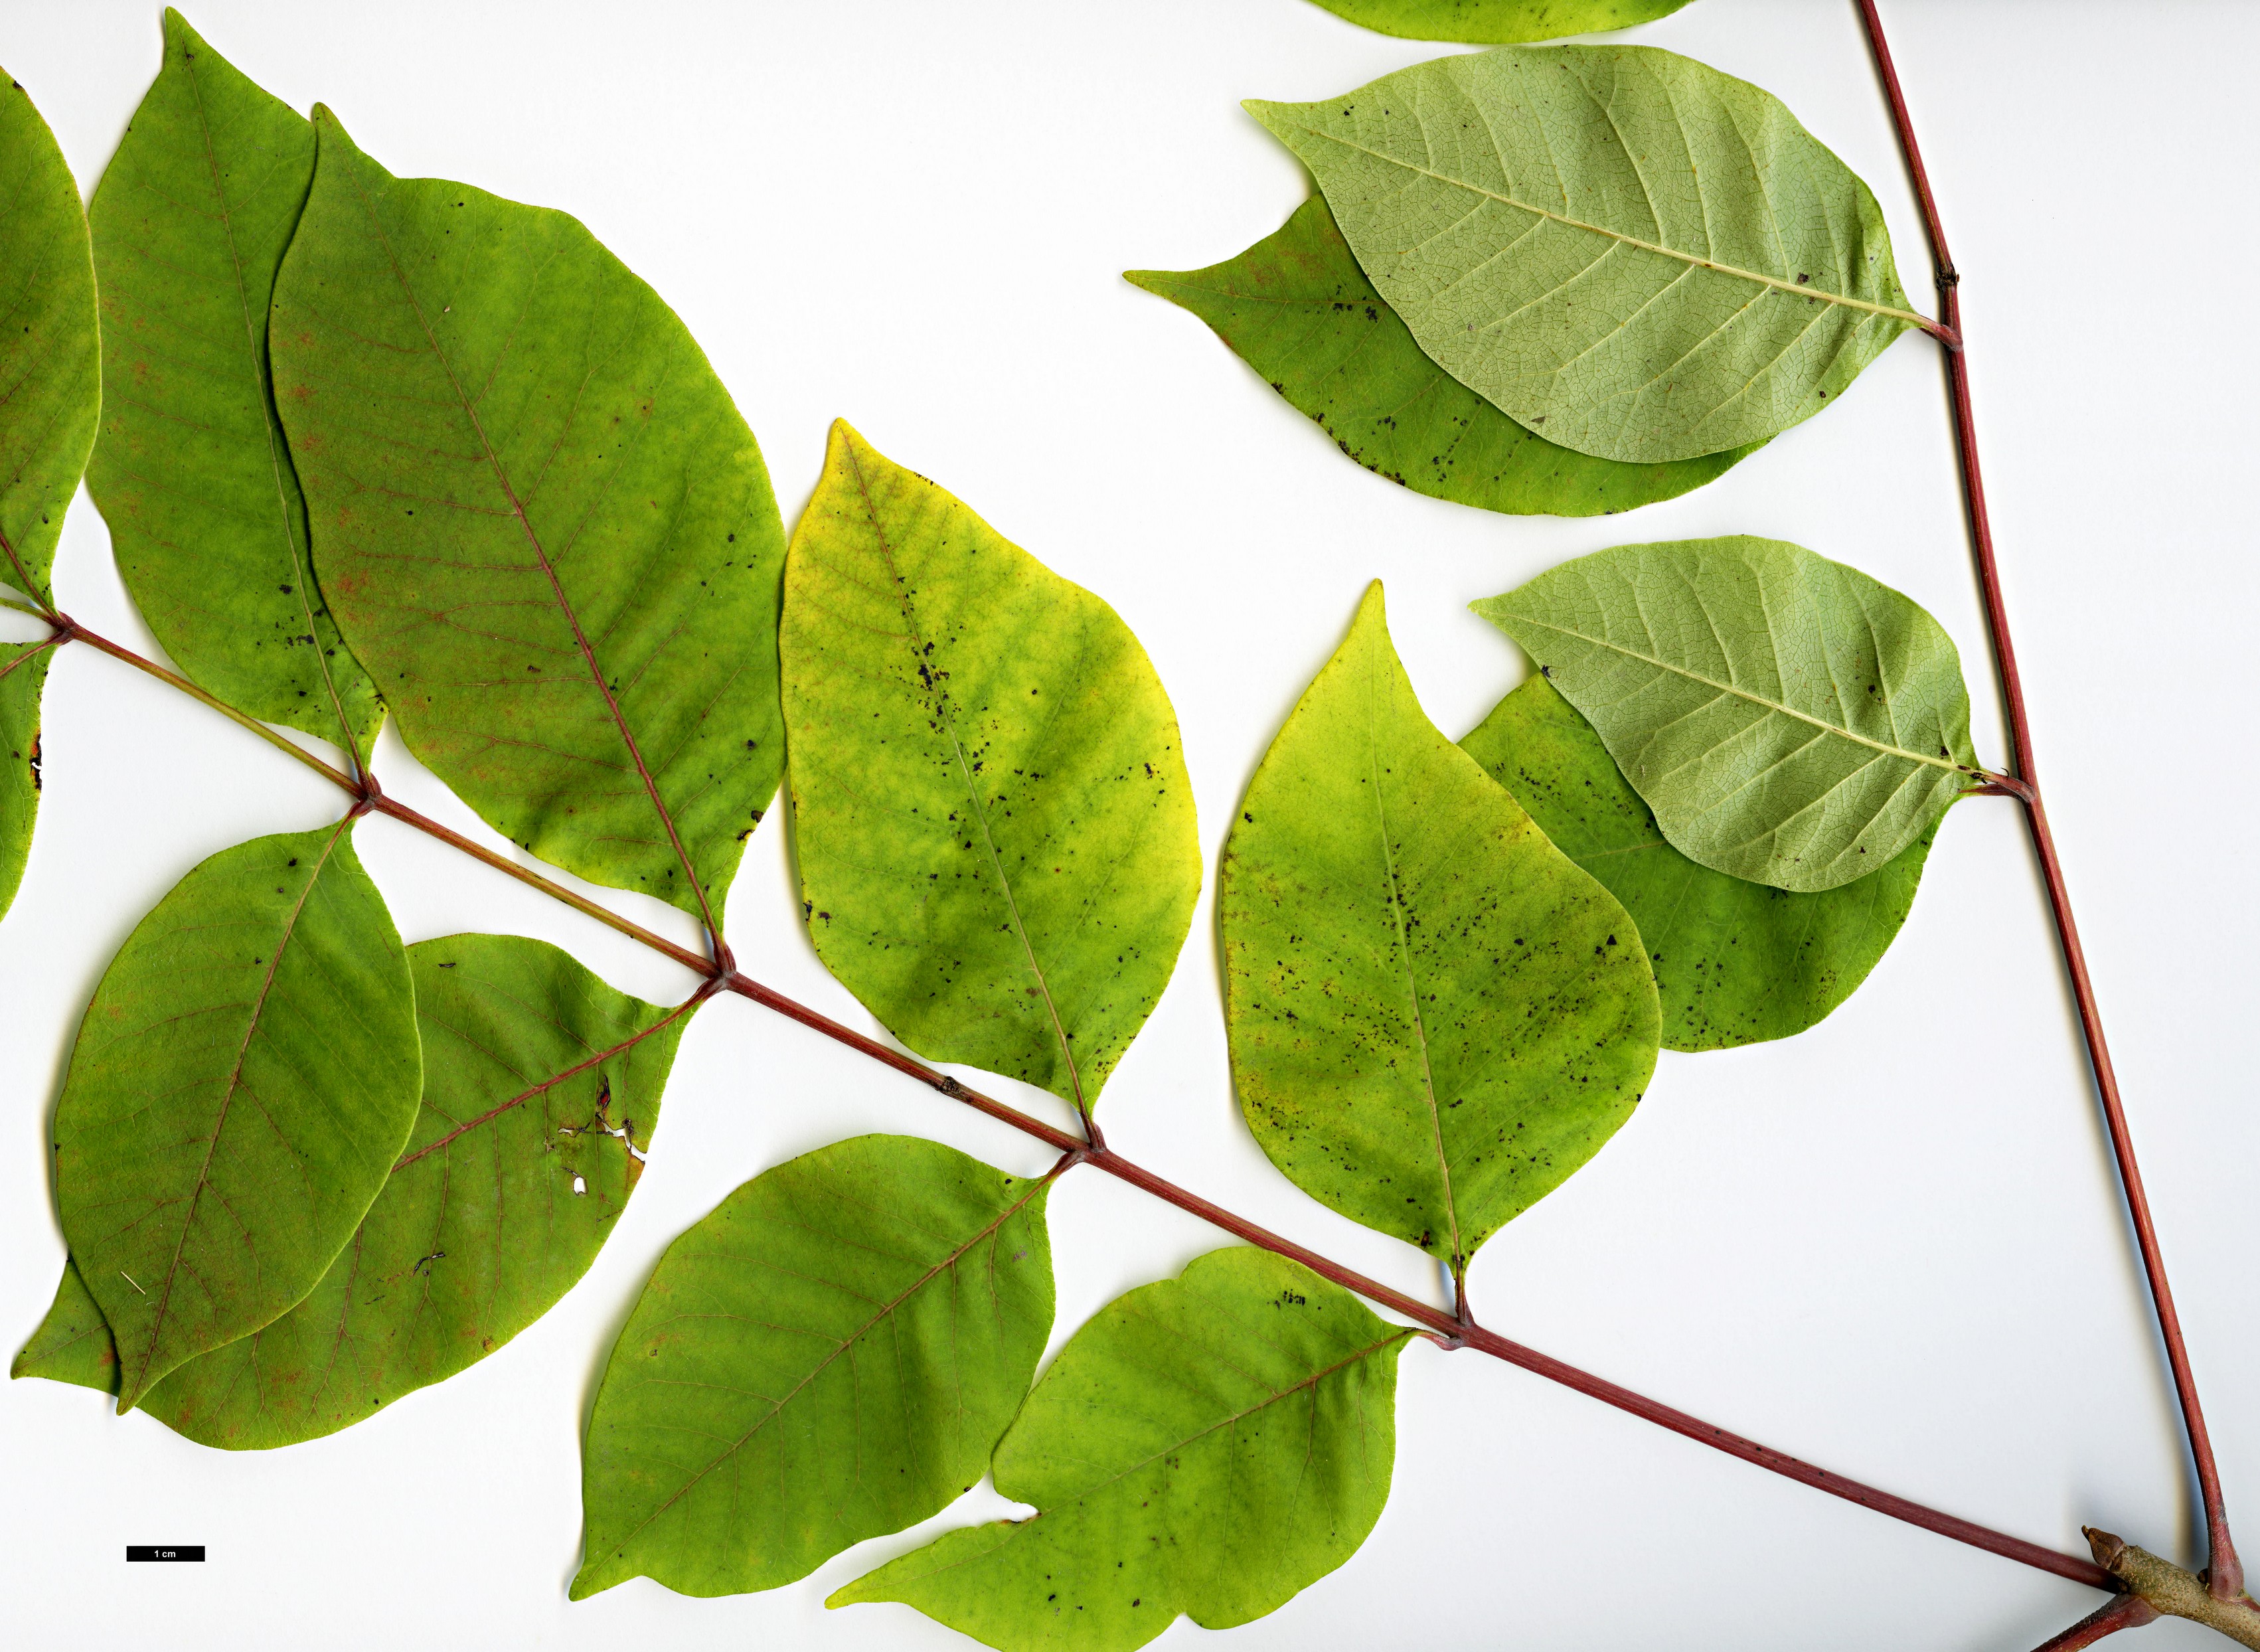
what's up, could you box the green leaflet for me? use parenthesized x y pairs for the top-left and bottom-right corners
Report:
(11, 1260), (119, 1395)
(88, 13), (382, 763)
(1463, 677), (1933, 1049)
(833, 1248), (1412, 1651)
(274, 110), (786, 928)
(0, 72), (99, 604)
(573, 1134), (1056, 1600)
(0, 638), (54, 918)
(1475, 536), (1977, 892)
(140, 934), (692, 1448)
(1221, 584), (1657, 1269)
(52, 821), (420, 1411)
(1303, 0), (1694, 44)
(1127, 197), (1752, 517)
(781, 422), (1200, 1115)
(1248, 46), (1919, 464)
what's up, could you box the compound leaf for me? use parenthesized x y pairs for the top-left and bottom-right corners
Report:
(1463, 676), (1933, 1048)
(781, 422), (1199, 1115)
(0, 72), (99, 604)
(1475, 536), (1976, 892)
(141, 934), (694, 1447)
(1248, 46), (1920, 463)
(11, 1259), (119, 1395)
(88, 11), (382, 762)
(1221, 584), (1657, 1270)
(0, 637), (55, 919)
(1127, 197), (1753, 517)
(573, 1134), (1056, 1600)
(53, 821), (420, 1411)
(274, 110), (786, 928)
(832, 1247), (1412, 1651)
(1303, 0), (1695, 44)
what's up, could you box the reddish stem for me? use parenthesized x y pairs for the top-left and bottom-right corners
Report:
(68, 560), (2112, 1594)
(716, 971), (2109, 1592)
(2030, 1593), (2159, 1652)
(1857, 0), (2241, 1602)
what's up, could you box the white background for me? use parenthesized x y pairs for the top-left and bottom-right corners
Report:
(1, 2), (2254, 1647)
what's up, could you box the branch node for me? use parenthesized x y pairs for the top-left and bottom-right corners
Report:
(2083, 1528), (2260, 1647)
(349, 772), (384, 820)
(46, 610), (82, 645)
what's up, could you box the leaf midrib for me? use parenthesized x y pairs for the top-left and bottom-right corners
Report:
(837, 439), (1088, 1115)
(1362, 651), (1463, 1273)
(130, 815), (351, 1407)
(1502, 612), (1965, 775)
(1267, 114), (1932, 333)
(392, 994), (696, 1172)
(589, 1176), (1050, 1581)
(992, 1325), (1410, 1534)
(330, 139), (721, 941)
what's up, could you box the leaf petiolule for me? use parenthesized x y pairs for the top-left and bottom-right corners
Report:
(52, 822), (421, 1411)
(832, 1247), (1413, 1650)
(1463, 676), (1935, 1050)
(87, 11), (384, 763)
(573, 1134), (1056, 1601)
(780, 421), (1200, 1116)
(140, 935), (693, 1448)
(1248, 46), (1918, 464)
(0, 639), (56, 919)
(273, 109), (787, 928)
(1475, 536), (1977, 892)
(0, 70), (98, 606)
(1221, 584), (1658, 1270)
(1127, 197), (1755, 517)
(11, 1259), (119, 1396)
(1301, 0), (1696, 44)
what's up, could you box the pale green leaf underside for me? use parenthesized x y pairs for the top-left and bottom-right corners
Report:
(1222, 584), (1657, 1267)
(781, 422), (1200, 1113)
(11, 1259), (118, 1394)
(88, 11), (382, 763)
(142, 934), (691, 1447)
(1127, 197), (1753, 517)
(833, 1248), (1411, 1652)
(52, 822), (420, 1410)
(1475, 536), (1976, 892)
(0, 71), (98, 603)
(1304, 0), (1695, 44)
(1463, 676), (1933, 1048)
(1248, 45), (1918, 463)
(574, 1133), (1056, 1601)
(0, 638), (54, 920)
(276, 112), (786, 925)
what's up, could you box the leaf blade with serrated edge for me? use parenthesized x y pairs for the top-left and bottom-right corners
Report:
(140, 934), (692, 1447)
(1463, 675), (1933, 1048)
(274, 110), (785, 928)
(1475, 536), (1976, 892)
(781, 421), (1200, 1115)
(1127, 196), (1753, 517)
(572, 1133), (1056, 1600)
(1222, 584), (1657, 1270)
(0, 639), (56, 919)
(831, 1247), (1412, 1651)
(52, 822), (421, 1411)
(0, 72), (98, 605)
(88, 11), (382, 763)
(1304, 0), (1694, 44)
(1247, 45), (1919, 463)
(11, 1260), (119, 1395)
